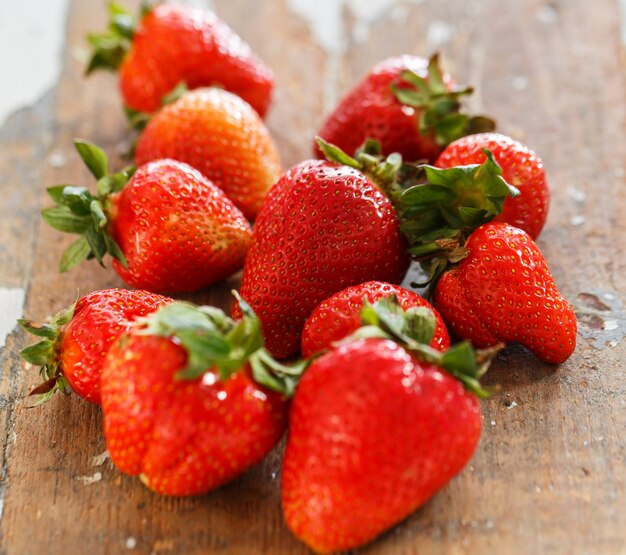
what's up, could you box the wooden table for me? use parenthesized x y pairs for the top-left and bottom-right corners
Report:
(1, 0), (625, 553)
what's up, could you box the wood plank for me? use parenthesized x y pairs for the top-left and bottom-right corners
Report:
(0, 0), (624, 553)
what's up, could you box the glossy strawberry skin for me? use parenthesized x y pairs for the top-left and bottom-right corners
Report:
(135, 88), (282, 220)
(234, 160), (410, 359)
(282, 338), (481, 553)
(316, 56), (448, 163)
(108, 158), (252, 293)
(301, 280), (450, 357)
(433, 270), (500, 347)
(120, 3), (274, 117)
(433, 222), (577, 364)
(101, 333), (287, 496)
(58, 288), (170, 404)
(436, 133), (550, 239)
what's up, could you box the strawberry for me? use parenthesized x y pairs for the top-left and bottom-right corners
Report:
(19, 288), (170, 405)
(436, 132), (549, 239)
(316, 54), (494, 164)
(87, 3), (274, 118)
(42, 140), (252, 292)
(134, 87), (282, 219)
(301, 280), (450, 356)
(101, 298), (301, 496)
(233, 139), (410, 359)
(433, 222), (577, 364)
(282, 298), (496, 553)
(396, 153), (575, 363)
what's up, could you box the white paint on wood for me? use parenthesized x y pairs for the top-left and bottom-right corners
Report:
(176, 0), (214, 9)
(619, 0), (626, 45)
(0, 288), (25, 348)
(286, 0), (425, 55)
(286, 0), (346, 55)
(286, 0), (426, 111)
(0, 0), (70, 126)
(75, 472), (103, 485)
(426, 20), (453, 49)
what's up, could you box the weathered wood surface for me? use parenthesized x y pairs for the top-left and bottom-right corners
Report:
(1, 0), (625, 553)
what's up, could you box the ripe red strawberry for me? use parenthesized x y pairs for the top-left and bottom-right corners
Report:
(301, 281), (450, 357)
(101, 299), (298, 496)
(436, 133), (549, 239)
(282, 331), (492, 553)
(433, 222), (577, 364)
(134, 87), (282, 219)
(42, 140), (252, 292)
(233, 141), (410, 358)
(316, 54), (494, 163)
(19, 288), (170, 405)
(87, 3), (274, 117)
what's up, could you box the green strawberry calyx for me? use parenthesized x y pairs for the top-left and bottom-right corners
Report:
(316, 136), (407, 202)
(343, 295), (502, 398)
(398, 149), (520, 291)
(391, 53), (496, 147)
(134, 293), (308, 397)
(86, 2), (154, 74)
(42, 140), (134, 273)
(18, 301), (77, 405)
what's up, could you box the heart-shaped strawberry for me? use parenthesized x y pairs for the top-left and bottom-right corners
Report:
(433, 222), (577, 364)
(282, 338), (484, 552)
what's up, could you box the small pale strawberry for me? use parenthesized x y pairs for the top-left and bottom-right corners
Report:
(134, 87), (282, 220)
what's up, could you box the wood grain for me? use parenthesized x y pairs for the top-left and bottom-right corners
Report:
(0, 0), (624, 553)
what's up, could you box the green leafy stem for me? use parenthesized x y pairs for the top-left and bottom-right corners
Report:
(42, 140), (133, 272)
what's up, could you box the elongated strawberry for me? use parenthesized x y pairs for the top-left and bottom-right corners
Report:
(433, 222), (577, 364)
(87, 3), (274, 118)
(134, 87), (282, 219)
(19, 288), (170, 405)
(316, 54), (494, 163)
(101, 299), (302, 496)
(283, 299), (497, 553)
(42, 140), (251, 292)
(301, 281), (449, 356)
(436, 132), (549, 238)
(233, 140), (410, 358)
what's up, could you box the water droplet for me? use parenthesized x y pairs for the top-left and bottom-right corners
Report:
(48, 151), (67, 168)
(567, 187), (586, 203)
(427, 20), (453, 49)
(510, 75), (529, 91)
(536, 4), (558, 24)
(570, 215), (585, 226)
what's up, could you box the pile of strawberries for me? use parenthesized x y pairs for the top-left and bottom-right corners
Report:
(19, 3), (577, 553)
